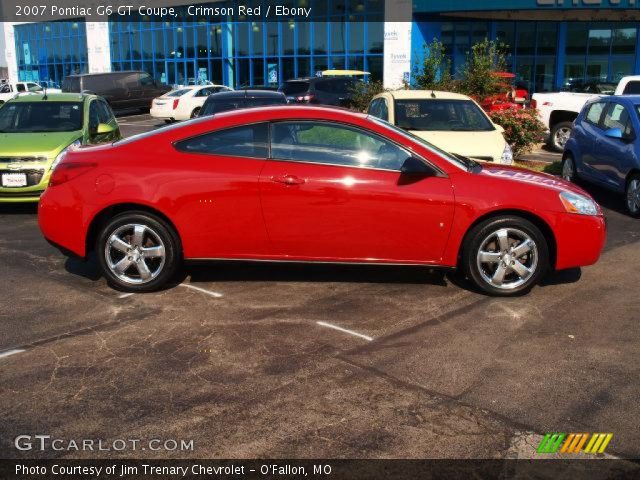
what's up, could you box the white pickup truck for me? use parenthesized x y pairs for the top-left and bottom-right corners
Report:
(533, 76), (639, 152)
(0, 81), (62, 105)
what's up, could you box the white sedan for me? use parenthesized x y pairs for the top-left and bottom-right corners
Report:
(150, 85), (232, 122)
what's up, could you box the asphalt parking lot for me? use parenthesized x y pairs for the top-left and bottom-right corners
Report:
(1, 113), (639, 460)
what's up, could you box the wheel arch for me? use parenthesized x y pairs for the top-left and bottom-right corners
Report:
(549, 110), (578, 128)
(457, 209), (557, 270)
(86, 202), (183, 257)
(626, 168), (640, 184)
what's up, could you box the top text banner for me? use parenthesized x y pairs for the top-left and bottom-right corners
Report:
(0, 0), (387, 22)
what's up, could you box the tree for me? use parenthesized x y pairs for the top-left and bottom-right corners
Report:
(413, 39), (455, 91)
(458, 38), (508, 100)
(348, 80), (386, 112)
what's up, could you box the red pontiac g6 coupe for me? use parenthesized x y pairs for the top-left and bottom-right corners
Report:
(38, 106), (606, 296)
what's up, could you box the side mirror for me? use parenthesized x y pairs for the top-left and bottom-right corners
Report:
(96, 123), (116, 135)
(400, 156), (436, 176)
(604, 127), (623, 140)
(495, 124), (505, 133)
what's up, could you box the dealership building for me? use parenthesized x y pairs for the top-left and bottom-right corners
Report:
(2, 0), (640, 92)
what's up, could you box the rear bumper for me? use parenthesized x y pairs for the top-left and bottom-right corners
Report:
(150, 107), (173, 120)
(554, 213), (606, 270)
(38, 185), (89, 258)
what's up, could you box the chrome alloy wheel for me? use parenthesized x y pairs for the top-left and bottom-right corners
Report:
(627, 178), (640, 215)
(104, 224), (166, 285)
(554, 127), (572, 150)
(476, 228), (538, 290)
(562, 157), (574, 182)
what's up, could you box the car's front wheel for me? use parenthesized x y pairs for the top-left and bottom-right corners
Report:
(626, 173), (640, 218)
(561, 154), (577, 183)
(550, 121), (574, 152)
(463, 216), (549, 296)
(96, 212), (181, 292)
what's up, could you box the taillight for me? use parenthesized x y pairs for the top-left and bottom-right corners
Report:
(49, 162), (97, 187)
(296, 94), (315, 103)
(530, 99), (537, 109)
(173, 98), (180, 110)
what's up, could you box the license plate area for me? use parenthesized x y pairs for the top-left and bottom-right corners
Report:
(1, 173), (28, 188)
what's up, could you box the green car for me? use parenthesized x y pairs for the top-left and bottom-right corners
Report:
(0, 93), (121, 203)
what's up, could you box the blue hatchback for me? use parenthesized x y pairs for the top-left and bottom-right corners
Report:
(563, 95), (640, 217)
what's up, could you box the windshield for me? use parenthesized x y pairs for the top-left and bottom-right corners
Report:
(0, 101), (84, 133)
(394, 99), (495, 132)
(280, 81), (309, 95)
(368, 116), (478, 172)
(166, 89), (191, 97)
(201, 97), (285, 116)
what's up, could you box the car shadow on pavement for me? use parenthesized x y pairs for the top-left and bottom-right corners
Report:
(64, 254), (102, 282)
(185, 262), (450, 286)
(0, 204), (38, 215)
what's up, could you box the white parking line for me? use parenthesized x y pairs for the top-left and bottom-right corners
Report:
(316, 321), (373, 342)
(179, 283), (224, 298)
(0, 349), (26, 359)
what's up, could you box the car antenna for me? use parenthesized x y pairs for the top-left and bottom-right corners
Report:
(431, 90), (436, 98)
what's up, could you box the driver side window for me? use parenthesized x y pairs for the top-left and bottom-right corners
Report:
(270, 121), (411, 171)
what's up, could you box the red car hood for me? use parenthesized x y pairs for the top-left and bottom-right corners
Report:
(479, 164), (592, 197)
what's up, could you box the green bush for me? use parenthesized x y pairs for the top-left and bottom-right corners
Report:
(348, 80), (386, 112)
(489, 108), (547, 158)
(413, 39), (456, 92)
(458, 38), (508, 101)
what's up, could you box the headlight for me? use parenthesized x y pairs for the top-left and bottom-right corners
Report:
(50, 140), (81, 171)
(559, 191), (599, 216)
(500, 143), (514, 165)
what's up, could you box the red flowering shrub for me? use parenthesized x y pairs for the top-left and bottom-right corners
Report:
(489, 108), (547, 158)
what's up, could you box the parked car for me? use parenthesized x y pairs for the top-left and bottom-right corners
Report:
(279, 77), (358, 106)
(62, 71), (170, 112)
(0, 81), (61, 105)
(0, 93), (120, 203)
(39, 106), (605, 296)
(563, 95), (640, 217)
(199, 90), (287, 117)
(532, 75), (634, 152)
(368, 90), (513, 164)
(150, 85), (232, 123)
(479, 72), (529, 113)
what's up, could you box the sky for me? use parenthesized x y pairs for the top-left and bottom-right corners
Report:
(0, 24), (6, 68)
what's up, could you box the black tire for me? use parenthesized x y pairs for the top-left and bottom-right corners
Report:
(164, 119), (173, 124)
(561, 153), (577, 183)
(190, 107), (201, 118)
(96, 211), (181, 292)
(625, 173), (640, 218)
(462, 216), (549, 296)
(549, 121), (574, 153)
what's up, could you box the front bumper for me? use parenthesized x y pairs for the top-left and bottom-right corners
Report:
(0, 167), (51, 203)
(554, 213), (607, 270)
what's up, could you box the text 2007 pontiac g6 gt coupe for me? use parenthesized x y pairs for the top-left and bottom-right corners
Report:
(38, 106), (606, 296)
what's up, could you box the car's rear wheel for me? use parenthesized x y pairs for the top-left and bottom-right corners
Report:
(550, 121), (574, 152)
(561, 154), (577, 183)
(463, 216), (549, 296)
(191, 107), (201, 118)
(97, 212), (181, 292)
(626, 173), (640, 218)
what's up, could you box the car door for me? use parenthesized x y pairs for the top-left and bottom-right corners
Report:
(577, 101), (607, 182)
(593, 102), (637, 191)
(171, 123), (272, 258)
(259, 120), (455, 263)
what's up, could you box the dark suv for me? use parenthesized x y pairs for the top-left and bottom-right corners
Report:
(279, 77), (358, 107)
(199, 90), (287, 117)
(62, 71), (170, 112)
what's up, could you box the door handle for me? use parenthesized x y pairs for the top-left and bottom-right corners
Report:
(271, 174), (305, 185)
